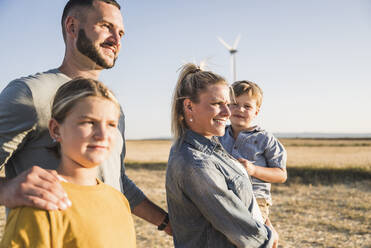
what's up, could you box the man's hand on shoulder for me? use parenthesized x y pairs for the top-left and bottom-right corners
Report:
(0, 166), (71, 210)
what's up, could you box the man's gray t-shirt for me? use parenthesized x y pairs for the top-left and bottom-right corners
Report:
(0, 69), (145, 209)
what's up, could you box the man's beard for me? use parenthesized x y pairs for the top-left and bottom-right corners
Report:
(76, 29), (117, 69)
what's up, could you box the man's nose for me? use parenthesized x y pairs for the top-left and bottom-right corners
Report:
(110, 30), (121, 47)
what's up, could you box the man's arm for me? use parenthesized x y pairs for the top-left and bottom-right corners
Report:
(132, 198), (172, 235)
(0, 80), (36, 168)
(0, 80), (70, 210)
(118, 112), (171, 235)
(119, 167), (171, 235)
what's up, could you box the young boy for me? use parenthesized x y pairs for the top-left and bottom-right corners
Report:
(219, 80), (287, 224)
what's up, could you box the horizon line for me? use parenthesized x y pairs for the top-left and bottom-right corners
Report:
(127, 132), (371, 141)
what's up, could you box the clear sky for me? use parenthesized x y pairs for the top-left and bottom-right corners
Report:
(1, 0), (370, 139)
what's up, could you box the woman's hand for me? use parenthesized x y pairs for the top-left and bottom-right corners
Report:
(265, 217), (279, 248)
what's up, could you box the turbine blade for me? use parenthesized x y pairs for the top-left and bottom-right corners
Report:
(217, 36), (233, 50)
(233, 34), (241, 49)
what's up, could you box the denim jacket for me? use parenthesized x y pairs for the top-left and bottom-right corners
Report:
(166, 129), (273, 248)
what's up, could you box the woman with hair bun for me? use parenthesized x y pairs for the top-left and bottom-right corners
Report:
(166, 63), (275, 248)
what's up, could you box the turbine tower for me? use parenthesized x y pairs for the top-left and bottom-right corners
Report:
(218, 34), (241, 82)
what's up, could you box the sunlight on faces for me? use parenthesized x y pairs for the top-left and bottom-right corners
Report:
(229, 93), (259, 129)
(187, 84), (231, 139)
(57, 96), (120, 169)
(76, 1), (124, 69)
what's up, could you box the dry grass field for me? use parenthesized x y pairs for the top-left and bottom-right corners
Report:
(125, 138), (371, 248)
(0, 138), (370, 247)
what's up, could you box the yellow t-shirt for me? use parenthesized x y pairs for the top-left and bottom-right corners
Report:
(0, 179), (136, 248)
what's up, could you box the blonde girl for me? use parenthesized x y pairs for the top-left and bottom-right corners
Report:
(1, 78), (136, 248)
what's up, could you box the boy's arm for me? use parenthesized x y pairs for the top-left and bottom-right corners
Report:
(242, 133), (288, 183)
(118, 113), (171, 235)
(238, 158), (287, 183)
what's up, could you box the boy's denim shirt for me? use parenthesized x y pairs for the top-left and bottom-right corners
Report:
(166, 129), (273, 248)
(219, 125), (287, 204)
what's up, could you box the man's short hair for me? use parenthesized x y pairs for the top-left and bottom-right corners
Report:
(61, 0), (121, 41)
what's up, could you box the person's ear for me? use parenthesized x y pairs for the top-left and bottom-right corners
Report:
(255, 107), (260, 117)
(183, 99), (195, 124)
(65, 16), (79, 38)
(183, 99), (193, 113)
(49, 119), (61, 142)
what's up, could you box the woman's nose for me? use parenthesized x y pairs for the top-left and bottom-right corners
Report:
(221, 104), (231, 117)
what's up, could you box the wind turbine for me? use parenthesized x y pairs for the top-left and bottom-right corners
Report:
(218, 34), (241, 82)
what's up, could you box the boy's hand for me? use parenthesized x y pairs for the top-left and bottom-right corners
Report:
(237, 158), (256, 176)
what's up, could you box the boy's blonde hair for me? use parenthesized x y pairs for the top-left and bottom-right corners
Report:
(232, 80), (263, 108)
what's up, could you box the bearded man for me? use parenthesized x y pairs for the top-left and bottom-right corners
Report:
(0, 0), (171, 235)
